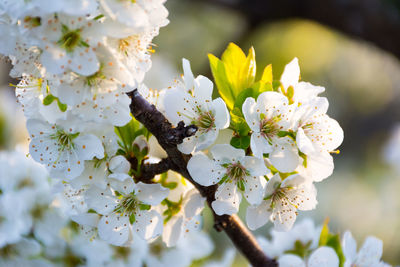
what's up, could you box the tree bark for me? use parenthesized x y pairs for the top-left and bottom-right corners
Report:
(128, 90), (277, 267)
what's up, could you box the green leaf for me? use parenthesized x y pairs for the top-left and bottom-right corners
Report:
(272, 80), (282, 91)
(208, 43), (257, 110)
(237, 46), (256, 91)
(208, 53), (234, 110)
(230, 107), (250, 136)
(234, 87), (258, 110)
(251, 80), (273, 94)
(230, 135), (250, 150)
(261, 64), (273, 83)
(115, 118), (149, 157)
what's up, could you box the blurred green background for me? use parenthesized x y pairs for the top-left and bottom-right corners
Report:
(1, 0), (400, 265)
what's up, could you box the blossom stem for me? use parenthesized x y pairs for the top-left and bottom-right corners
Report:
(128, 89), (277, 267)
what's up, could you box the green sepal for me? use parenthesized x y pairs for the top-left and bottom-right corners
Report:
(139, 204), (151, 211)
(218, 175), (230, 185)
(43, 94), (57, 105)
(159, 172), (178, 190)
(299, 151), (308, 168)
(43, 94), (67, 112)
(237, 179), (245, 191)
(129, 213), (136, 224)
(285, 240), (312, 258)
(161, 198), (182, 224)
(277, 130), (296, 141)
(93, 14), (105, 20)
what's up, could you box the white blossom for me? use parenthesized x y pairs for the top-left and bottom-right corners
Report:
(246, 174), (317, 231)
(85, 178), (168, 246)
(188, 144), (269, 215)
(164, 59), (230, 154)
(27, 117), (105, 180)
(242, 91), (300, 173)
(342, 231), (390, 267)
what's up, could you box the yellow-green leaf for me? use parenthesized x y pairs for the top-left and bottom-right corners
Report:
(208, 53), (234, 110)
(261, 64), (273, 83)
(236, 46), (256, 93)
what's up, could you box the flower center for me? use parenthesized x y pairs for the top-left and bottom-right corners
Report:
(114, 193), (140, 216)
(57, 25), (85, 53)
(195, 111), (215, 132)
(50, 130), (79, 152)
(220, 162), (249, 191)
(260, 114), (281, 140)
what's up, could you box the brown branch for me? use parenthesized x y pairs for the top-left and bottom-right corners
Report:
(136, 158), (176, 182)
(128, 90), (277, 267)
(200, 0), (400, 60)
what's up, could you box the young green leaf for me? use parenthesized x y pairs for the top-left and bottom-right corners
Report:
(208, 54), (234, 110)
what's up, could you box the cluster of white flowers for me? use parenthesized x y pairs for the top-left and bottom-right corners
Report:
(179, 58), (344, 231)
(0, 0), (205, 249)
(0, 0), (348, 262)
(257, 219), (390, 267)
(0, 150), (234, 267)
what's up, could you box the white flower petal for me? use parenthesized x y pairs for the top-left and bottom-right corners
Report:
(251, 132), (273, 158)
(280, 57), (300, 89)
(296, 127), (315, 155)
(242, 97), (259, 132)
(135, 182), (169, 205)
(212, 182), (241, 215)
(74, 134), (105, 160)
(134, 209), (163, 240)
(308, 246), (339, 267)
(356, 236), (383, 266)
(183, 189), (206, 218)
(71, 213), (100, 229)
(246, 202), (270, 230)
(270, 142), (300, 173)
(109, 155), (131, 174)
(278, 254), (305, 267)
(194, 75), (213, 103)
(342, 231), (357, 264)
(210, 144), (245, 163)
(85, 186), (117, 215)
(98, 213), (131, 246)
(187, 153), (222, 186)
(182, 58), (195, 92)
(162, 215), (183, 247)
(212, 97), (230, 129)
